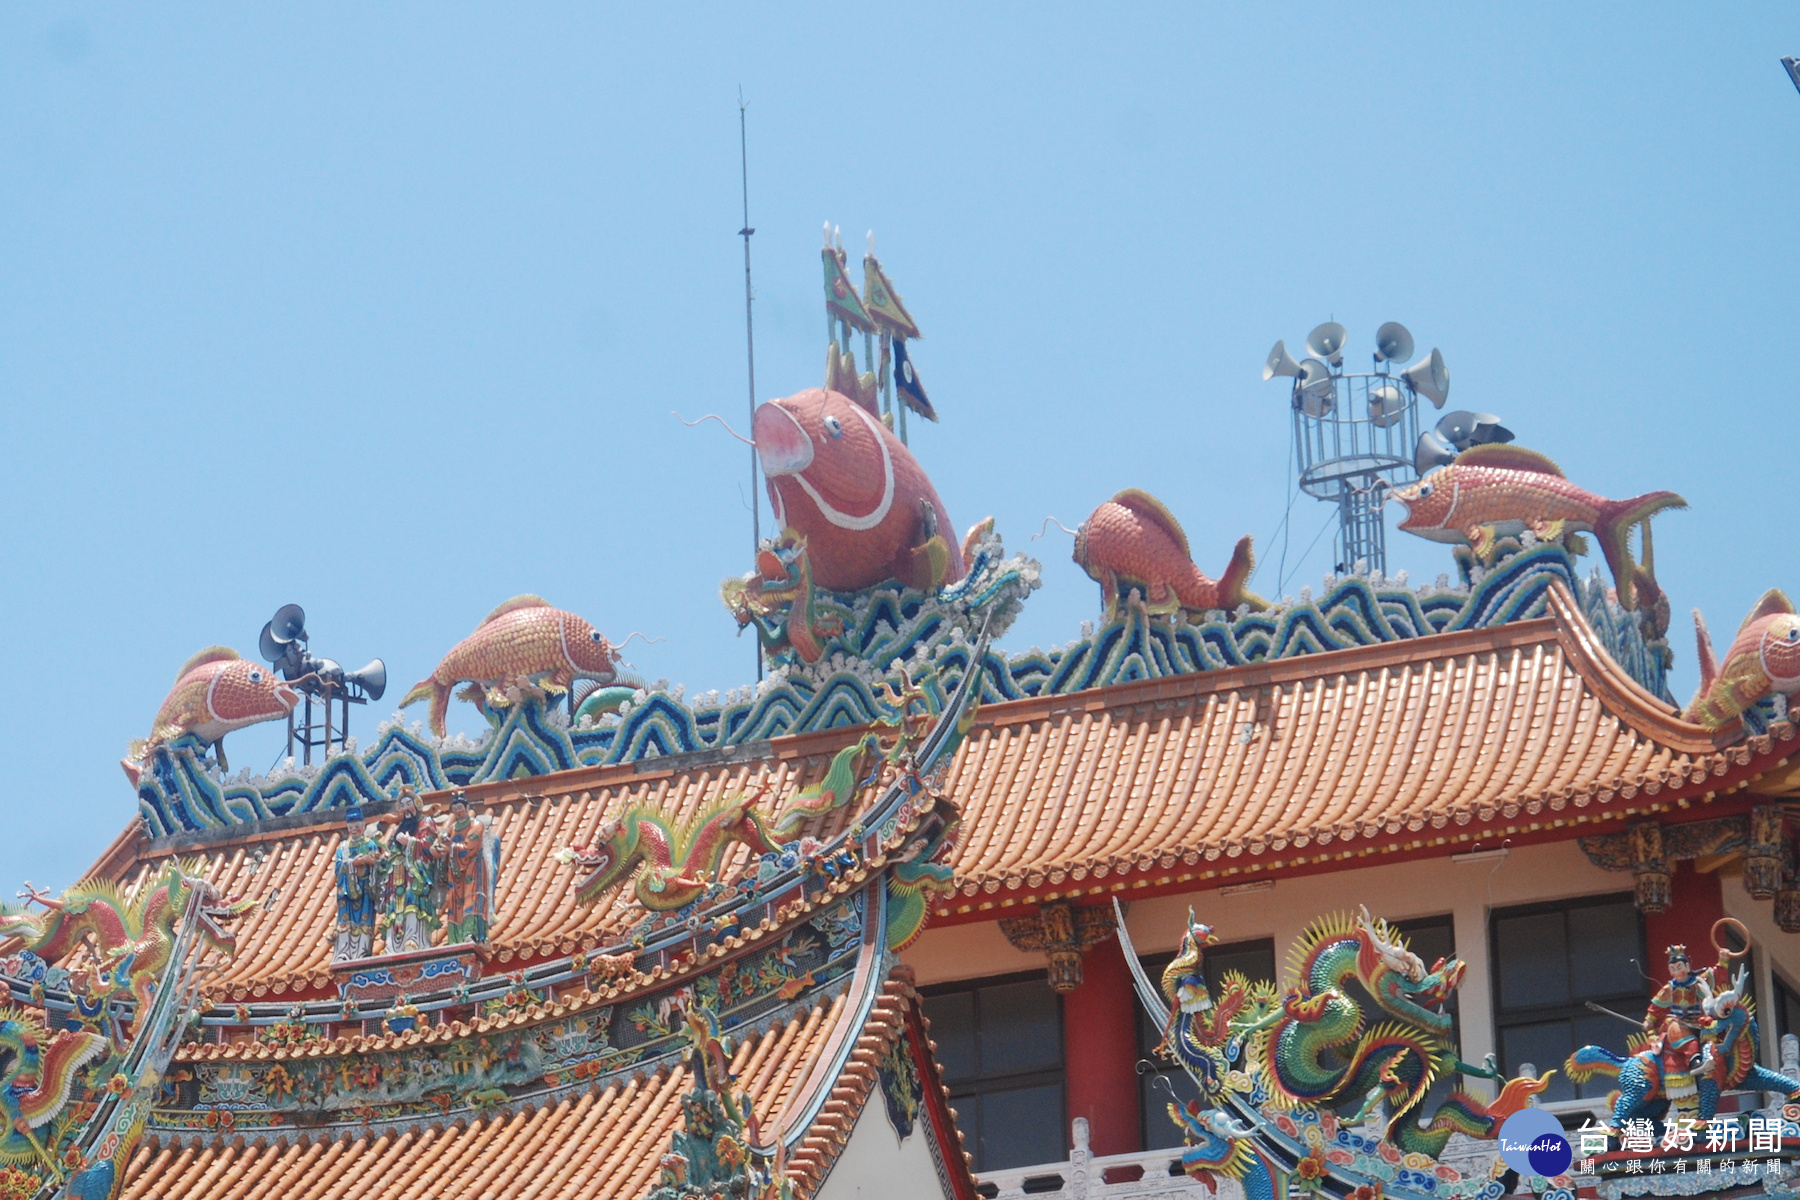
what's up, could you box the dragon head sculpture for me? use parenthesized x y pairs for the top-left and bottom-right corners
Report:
(186, 874), (255, 958)
(1356, 905), (1462, 1035)
(556, 816), (632, 907)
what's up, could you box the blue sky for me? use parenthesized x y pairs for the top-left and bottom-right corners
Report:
(3, 4), (1798, 893)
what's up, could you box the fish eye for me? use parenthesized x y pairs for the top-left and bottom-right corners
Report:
(248, 669), (264, 683)
(1418, 483), (1433, 498)
(590, 630), (604, 643)
(1787, 628), (1799, 642)
(823, 415), (844, 438)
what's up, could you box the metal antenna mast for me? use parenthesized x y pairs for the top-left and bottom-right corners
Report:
(738, 91), (763, 680)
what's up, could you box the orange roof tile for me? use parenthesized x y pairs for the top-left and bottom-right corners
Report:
(121, 971), (966, 1200)
(934, 585), (1788, 908)
(88, 583), (1782, 989)
(106, 729), (868, 998)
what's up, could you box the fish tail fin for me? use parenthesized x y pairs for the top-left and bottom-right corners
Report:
(428, 687), (452, 738)
(1693, 608), (1719, 695)
(903, 535), (952, 592)
(1217, 535), (1266, 613)
(400, 678), (448, 737)
(1597, 491), (1686, 610)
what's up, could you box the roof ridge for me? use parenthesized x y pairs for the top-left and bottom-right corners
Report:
(1542, 581), (1724, 754)
(967, 618), (1565, 729)
(783, 966), (952, 1198)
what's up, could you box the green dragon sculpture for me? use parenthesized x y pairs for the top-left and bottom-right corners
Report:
(0, 864), (249, 1037)
(1238, 906), (1547, 1159)
(771, 734), (883, 839)
(557, 792), (785, 911)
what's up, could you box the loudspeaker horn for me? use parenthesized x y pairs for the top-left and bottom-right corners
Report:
(345, 659), (387, 702)
(1414, 429), (1458, 476)
(1306, 322), (1348, 366)
(1435, 410), (1513, 451)
(1296, 358), (1336, 418)
(1368, 384), (1405, 428)
(258, 622), (284, 664)
(1400, 348), (1450, 407)
(1262, 339), (1303, 381)
(268, 604), (307, 645)
(1374, 321), (1414, 365)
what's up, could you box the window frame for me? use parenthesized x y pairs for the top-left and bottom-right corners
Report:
(920, 970), (1067, 1174)
(1771, 967), (1800, 1047)
(1488, 891), (1646, 1102)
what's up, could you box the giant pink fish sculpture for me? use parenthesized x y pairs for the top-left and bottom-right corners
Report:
(402, 596), (622, 736)
(122, 648), (300, 783)
(1072, 489), (1261, 618)
(1388, 445), (1684, 610)
(753, 388), (983, 593)
(1684, 590), (1800, 730)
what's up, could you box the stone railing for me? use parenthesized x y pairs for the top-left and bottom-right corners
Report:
(974, 1119), (1221, 1200)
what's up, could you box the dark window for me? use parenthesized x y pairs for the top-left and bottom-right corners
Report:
(1773, 972), (1800, 1045)
(1137, 938), (1276, 1151)
(922, 974), (1066, 1172)
(1491, 894), (1645, 1103)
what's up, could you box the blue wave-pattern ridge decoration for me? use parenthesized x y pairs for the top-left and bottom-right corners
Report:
(134, 532), (1669, 836)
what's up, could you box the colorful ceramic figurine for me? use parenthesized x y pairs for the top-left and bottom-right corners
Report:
(772, 734), (883, 838)
(401, 596), (623, 737)
(1, 866), (249, 1035)
(1073, 489), (1262, 619)
(121, 647), (299, 783)
(1683, 589), (1800, 730)
(1237, 907), (1545, 1158)
(332, 808), (385, 962)
(1156, 916), (1256, 1098)
(377, 788), (439, 954)
(719, 530), (841, 664)
(1567, 920), (1800, 1130)
(1388, 444), (1684, 610)
(752, 387), (985, 592)
(0, 1011), (108, 1177)
(434, 792), (501, 945)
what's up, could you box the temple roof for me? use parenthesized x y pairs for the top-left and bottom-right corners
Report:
(123, 970), (957, 1199)
(96, 727), (864, 1000)
(84, 584), (1791, 996)
(932, 583), (1790, 914)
